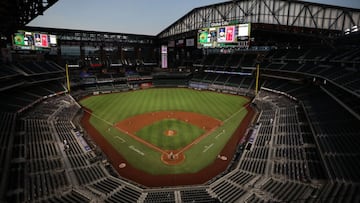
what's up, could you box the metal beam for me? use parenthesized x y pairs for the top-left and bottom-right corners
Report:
(158, 0), (360, 38)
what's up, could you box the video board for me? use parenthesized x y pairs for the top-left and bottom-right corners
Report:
(198, 23), (250, 48)
(13, 30), (57, 50)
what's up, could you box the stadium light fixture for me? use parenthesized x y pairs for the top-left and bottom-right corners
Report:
(345, 28), (350, 35)
(351, 25), (358, 33)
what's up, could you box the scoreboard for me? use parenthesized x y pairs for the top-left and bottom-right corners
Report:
(13, 30), (57, 51)
(197, 23), (251, 49)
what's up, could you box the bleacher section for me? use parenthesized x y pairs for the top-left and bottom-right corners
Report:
(262, 47), (360, 95)
(211, 180), (247, 202)
(262, 79), (360, 183)
(258, 178), (316, 202)
(188, 51), (260, 97)
(0, 61), (66, 113)
(105, 186), (142, 203)
(16, 61), (63, 75)
(143, 191), (175, 203)
(180, 189), (218, 203)
(0, 113), (16, 201)
(5, 96), (90, 202)
(40, 190), (90, 203)
(257, 80), (360, 201)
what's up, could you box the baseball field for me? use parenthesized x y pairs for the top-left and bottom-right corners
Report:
(80, 88), (251, 178)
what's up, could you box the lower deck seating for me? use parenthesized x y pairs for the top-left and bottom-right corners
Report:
(311, 182), (360, 203)
(40, 190), (90, 203)
(260, 178), (316, 202)
(73, 165), (107, 185)
(211, 181), (247, 202)
(88, 178), (123, 195)
(0, 113), (16, 175)
(180, 189), (219, 203)
(105, 186), (142, 203)
(143, 191), (175, 203)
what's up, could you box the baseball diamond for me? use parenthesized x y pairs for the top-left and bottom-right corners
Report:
(80, 88), (251, 181)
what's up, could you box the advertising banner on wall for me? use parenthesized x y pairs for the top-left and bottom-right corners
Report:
(186, 38), (195, 47)
(161, 45), (168, 68)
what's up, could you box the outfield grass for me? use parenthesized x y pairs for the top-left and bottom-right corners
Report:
(80, 88), (249, 175)
(135, 119), (205, 150)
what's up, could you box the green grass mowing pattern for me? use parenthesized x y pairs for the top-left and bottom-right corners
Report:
(135, 119), (205, 150)
(80, 88), (249, 175)
(182, 108), (248, 172)
(80, 88), (246, 122)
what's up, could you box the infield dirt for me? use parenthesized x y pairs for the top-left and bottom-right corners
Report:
(114, 111), (222, 165)
(81, 104), (255, 187)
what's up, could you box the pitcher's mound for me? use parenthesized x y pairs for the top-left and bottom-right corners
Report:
(164, 129), (177, 137)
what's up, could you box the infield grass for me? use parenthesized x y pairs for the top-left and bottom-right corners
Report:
(136, 119), (205, 150)
(80, 88), (249, 175)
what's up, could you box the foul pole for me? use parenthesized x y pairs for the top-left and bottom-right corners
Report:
(255, 63), (260, 95)
(65, 64), (71, 93)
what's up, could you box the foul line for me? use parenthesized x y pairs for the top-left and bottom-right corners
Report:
(114, 125), (168, 155)
(114, 136), (125, 143)
(175, 103), (250, 156)
(223, 102), (250, 124)
(83, 109), (167, 155)
(83, 109), (113, 126)
(175, 126), (218, 156)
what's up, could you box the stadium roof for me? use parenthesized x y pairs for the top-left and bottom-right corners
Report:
(158, 0), (360, 38)
(0, 0), (58, 35)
